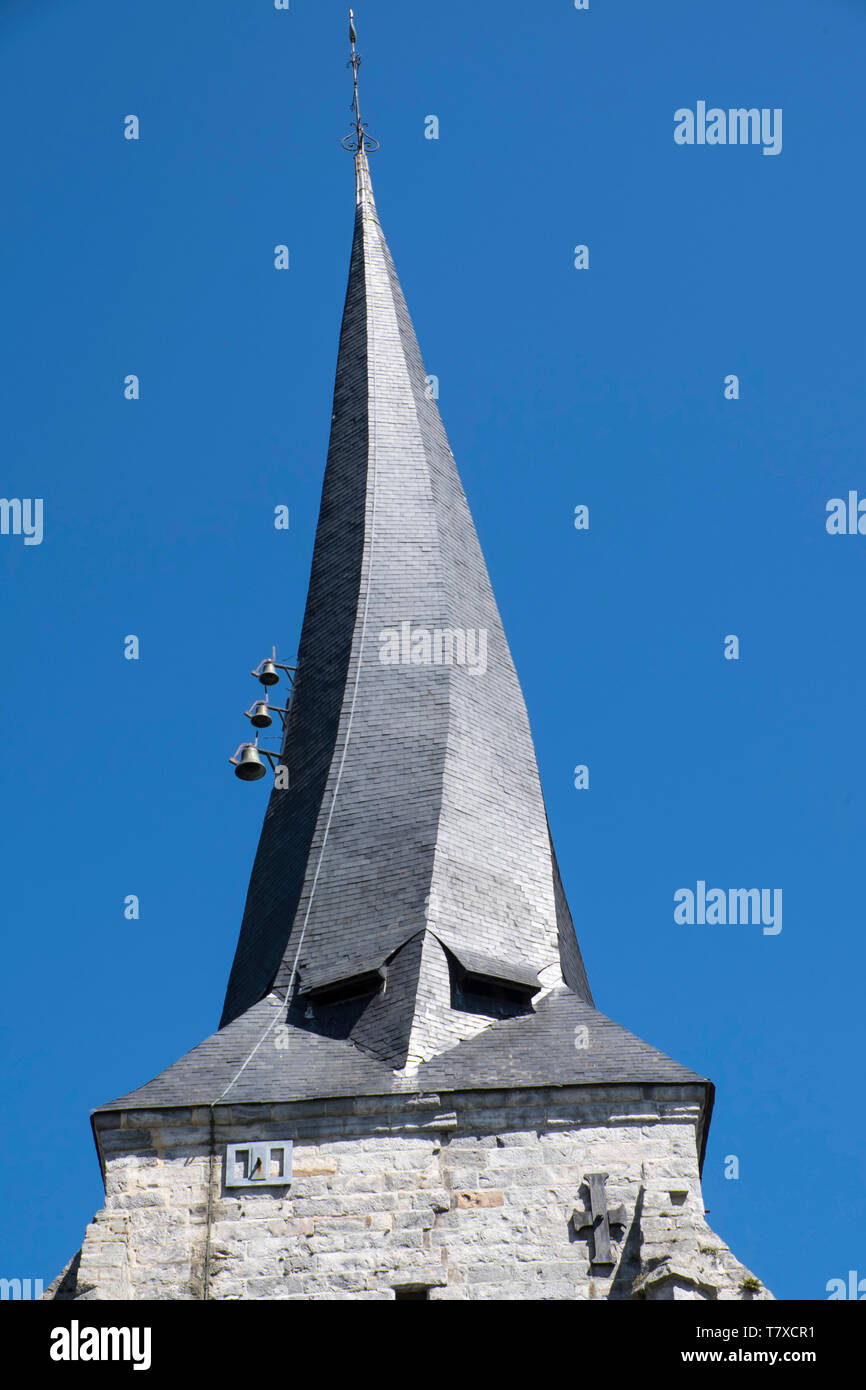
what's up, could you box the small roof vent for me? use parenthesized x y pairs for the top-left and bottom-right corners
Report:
(300, 959), (386, 1006)
(434, 935), (540, 1000)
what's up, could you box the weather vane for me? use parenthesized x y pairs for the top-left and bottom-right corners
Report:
(342, 9), (379, 153)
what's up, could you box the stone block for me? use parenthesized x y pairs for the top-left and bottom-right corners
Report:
(455, 1191), (505, 1209)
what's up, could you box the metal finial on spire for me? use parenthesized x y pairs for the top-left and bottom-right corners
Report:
(342, 9), (379, 153)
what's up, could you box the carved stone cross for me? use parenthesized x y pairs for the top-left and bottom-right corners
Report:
(573, 1172), (627, 1265)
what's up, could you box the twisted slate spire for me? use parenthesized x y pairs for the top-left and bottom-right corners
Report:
(99, 139), (709, 1118)
(219, 148), (591, 1070)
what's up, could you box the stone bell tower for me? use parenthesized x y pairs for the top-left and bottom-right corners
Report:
(47, 16), (770, 1302)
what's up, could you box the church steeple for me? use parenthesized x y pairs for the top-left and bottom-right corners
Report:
(98, 20), (704, 1110)
(218, 27), (591, 1069)
(39, 20), (781, 1313)
(48, 20), (776, 1310)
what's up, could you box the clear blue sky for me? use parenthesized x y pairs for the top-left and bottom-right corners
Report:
(1, 0), (864, 1301)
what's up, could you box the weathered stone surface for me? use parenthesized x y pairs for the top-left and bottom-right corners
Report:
(50, 1088), (771, 1301)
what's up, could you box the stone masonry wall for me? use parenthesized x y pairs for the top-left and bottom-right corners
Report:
(53, 1085), (771, 1301)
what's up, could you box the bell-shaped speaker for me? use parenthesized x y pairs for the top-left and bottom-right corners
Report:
(235, 745), (267, 781)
